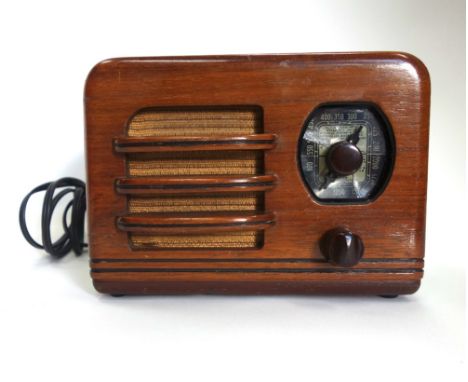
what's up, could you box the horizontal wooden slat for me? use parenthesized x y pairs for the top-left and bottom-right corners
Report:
(91, 259), (424, 272)
(91, 270), (422, 283)
(116, 212), (276, 233)
(115, 174), (277, 194)
(114, 134), (277, 152)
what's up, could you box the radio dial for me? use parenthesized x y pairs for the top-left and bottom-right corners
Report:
(299, 105), (395, 203)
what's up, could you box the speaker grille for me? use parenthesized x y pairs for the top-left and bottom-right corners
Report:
(128, 193), (261, 213)
(115, 107), (275, 250)
(127, 151), (262, 176)
(128, 109), (261, 137)
(130, 232), (261, 249)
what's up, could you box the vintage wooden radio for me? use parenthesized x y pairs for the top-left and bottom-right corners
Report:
(83, 52), (430, 296)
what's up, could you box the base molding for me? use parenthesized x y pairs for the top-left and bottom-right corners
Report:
(93, 280), (421, 296)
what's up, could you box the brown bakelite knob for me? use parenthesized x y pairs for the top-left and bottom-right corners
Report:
(319, 228), (364, 267)
(326, 141), (363, 176)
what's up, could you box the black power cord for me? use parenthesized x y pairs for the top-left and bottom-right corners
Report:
(19, 177), (87, 258)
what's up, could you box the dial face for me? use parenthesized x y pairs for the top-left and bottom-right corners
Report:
(299, 104), (394, 203)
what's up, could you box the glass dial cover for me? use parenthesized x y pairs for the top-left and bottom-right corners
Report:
(298, 104), (394, 203)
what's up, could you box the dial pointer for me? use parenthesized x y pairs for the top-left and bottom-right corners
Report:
(346, 125), (363, 145)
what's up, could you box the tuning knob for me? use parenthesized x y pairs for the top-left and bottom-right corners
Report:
(319, 228), (364, 267)
(326, 141), (363, 176)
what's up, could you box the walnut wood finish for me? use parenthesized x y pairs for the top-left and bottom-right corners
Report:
(113, 134), (277, 152)
(115, 174), (278, 194)
(85, 52), (430, 295)
(116, 212), (276, 233)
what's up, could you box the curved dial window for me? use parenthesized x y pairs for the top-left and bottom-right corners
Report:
(299, 104), (395, 203)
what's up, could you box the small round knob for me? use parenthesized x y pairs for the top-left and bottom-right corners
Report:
(319, 228), (364, 267)
(326, 141), (363, 176)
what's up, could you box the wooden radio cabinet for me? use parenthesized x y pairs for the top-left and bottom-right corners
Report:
(84, 52), (430, 296)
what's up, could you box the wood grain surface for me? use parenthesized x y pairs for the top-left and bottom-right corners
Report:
(85, 52), (430, 295)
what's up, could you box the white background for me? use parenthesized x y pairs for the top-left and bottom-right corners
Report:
(0, 0), (465, 381)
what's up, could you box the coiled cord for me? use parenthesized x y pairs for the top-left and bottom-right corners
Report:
(19, 177), (87, 258)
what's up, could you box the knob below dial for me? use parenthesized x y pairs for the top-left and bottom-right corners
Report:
(319, 228), (364, 267)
